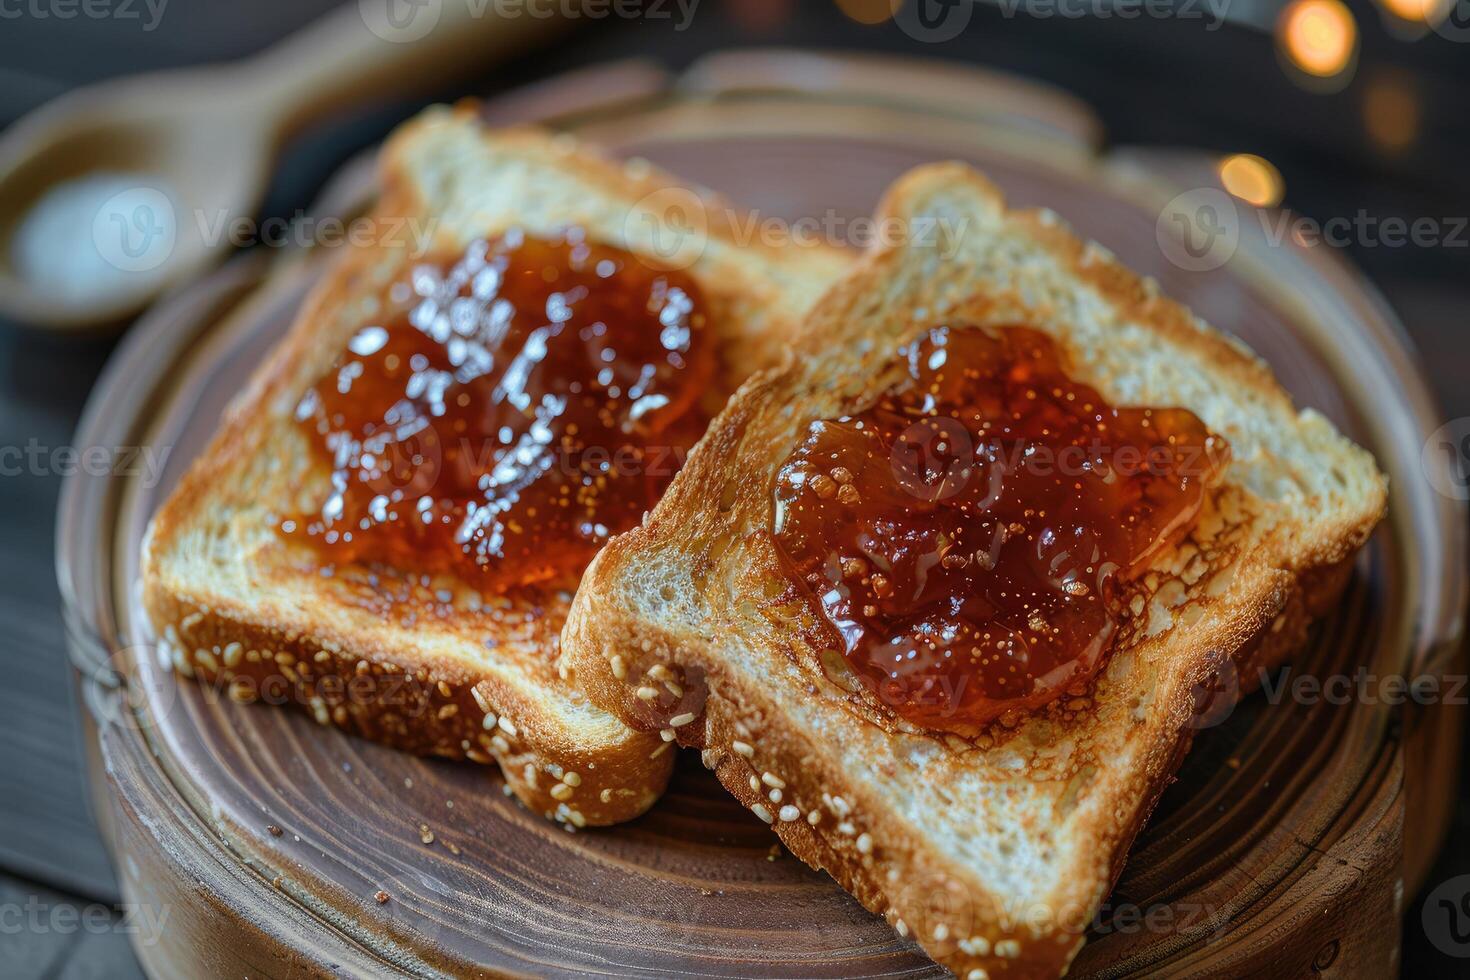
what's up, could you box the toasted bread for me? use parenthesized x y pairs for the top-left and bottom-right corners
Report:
(140, 104), (848, 827)
(560, 161), (1387, 970)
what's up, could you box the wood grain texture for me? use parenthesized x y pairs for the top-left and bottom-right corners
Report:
(0, 323), (120, 900)
(57, 54), (1464, 977)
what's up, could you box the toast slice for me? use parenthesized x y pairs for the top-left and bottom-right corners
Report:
(561, 162), (1386, 970)
(140, 104), (847, 827)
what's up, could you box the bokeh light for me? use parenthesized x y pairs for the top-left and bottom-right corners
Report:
(1277, 0), (1358, 82)
(1218, 154), (1285, 208)
(834, 0), (896, 25)
(1363, 72), (1421, 153)
(1376, 0), (1440, 23)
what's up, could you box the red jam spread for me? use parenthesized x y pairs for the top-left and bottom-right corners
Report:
(285, 228), (716, 590)
(771, 325), (1228, 732)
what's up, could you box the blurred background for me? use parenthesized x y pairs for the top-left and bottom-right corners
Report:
(0, 0), (1465, 975)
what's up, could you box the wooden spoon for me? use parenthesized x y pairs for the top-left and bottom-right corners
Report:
(0, 1), (568, 331)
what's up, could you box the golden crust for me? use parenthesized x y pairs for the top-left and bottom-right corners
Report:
(139, 106), (847, 827)
(561, 162), (1386, 973)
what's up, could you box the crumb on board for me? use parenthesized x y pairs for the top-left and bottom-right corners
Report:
(374, 890), (390, 904)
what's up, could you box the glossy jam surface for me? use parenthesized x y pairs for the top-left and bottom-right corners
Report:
(286, 229), (715, 590)
(771, 326), (1228, 732)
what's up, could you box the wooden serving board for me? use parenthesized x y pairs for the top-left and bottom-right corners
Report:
(58, 52), (1465, 978)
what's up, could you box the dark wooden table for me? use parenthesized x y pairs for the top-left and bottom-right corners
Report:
(2, 1), (1466, 975)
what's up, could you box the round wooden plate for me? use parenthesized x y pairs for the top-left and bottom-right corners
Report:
(59, 52), (1465, 978)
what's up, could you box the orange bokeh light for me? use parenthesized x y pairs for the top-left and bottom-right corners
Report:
(1377, 0), (1440, 23)
(1218, 154), (1285, 208)
(834, 0), (896, 25)
(1278, 0), (1358, 79)
(1364, 74), (1421, 153)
